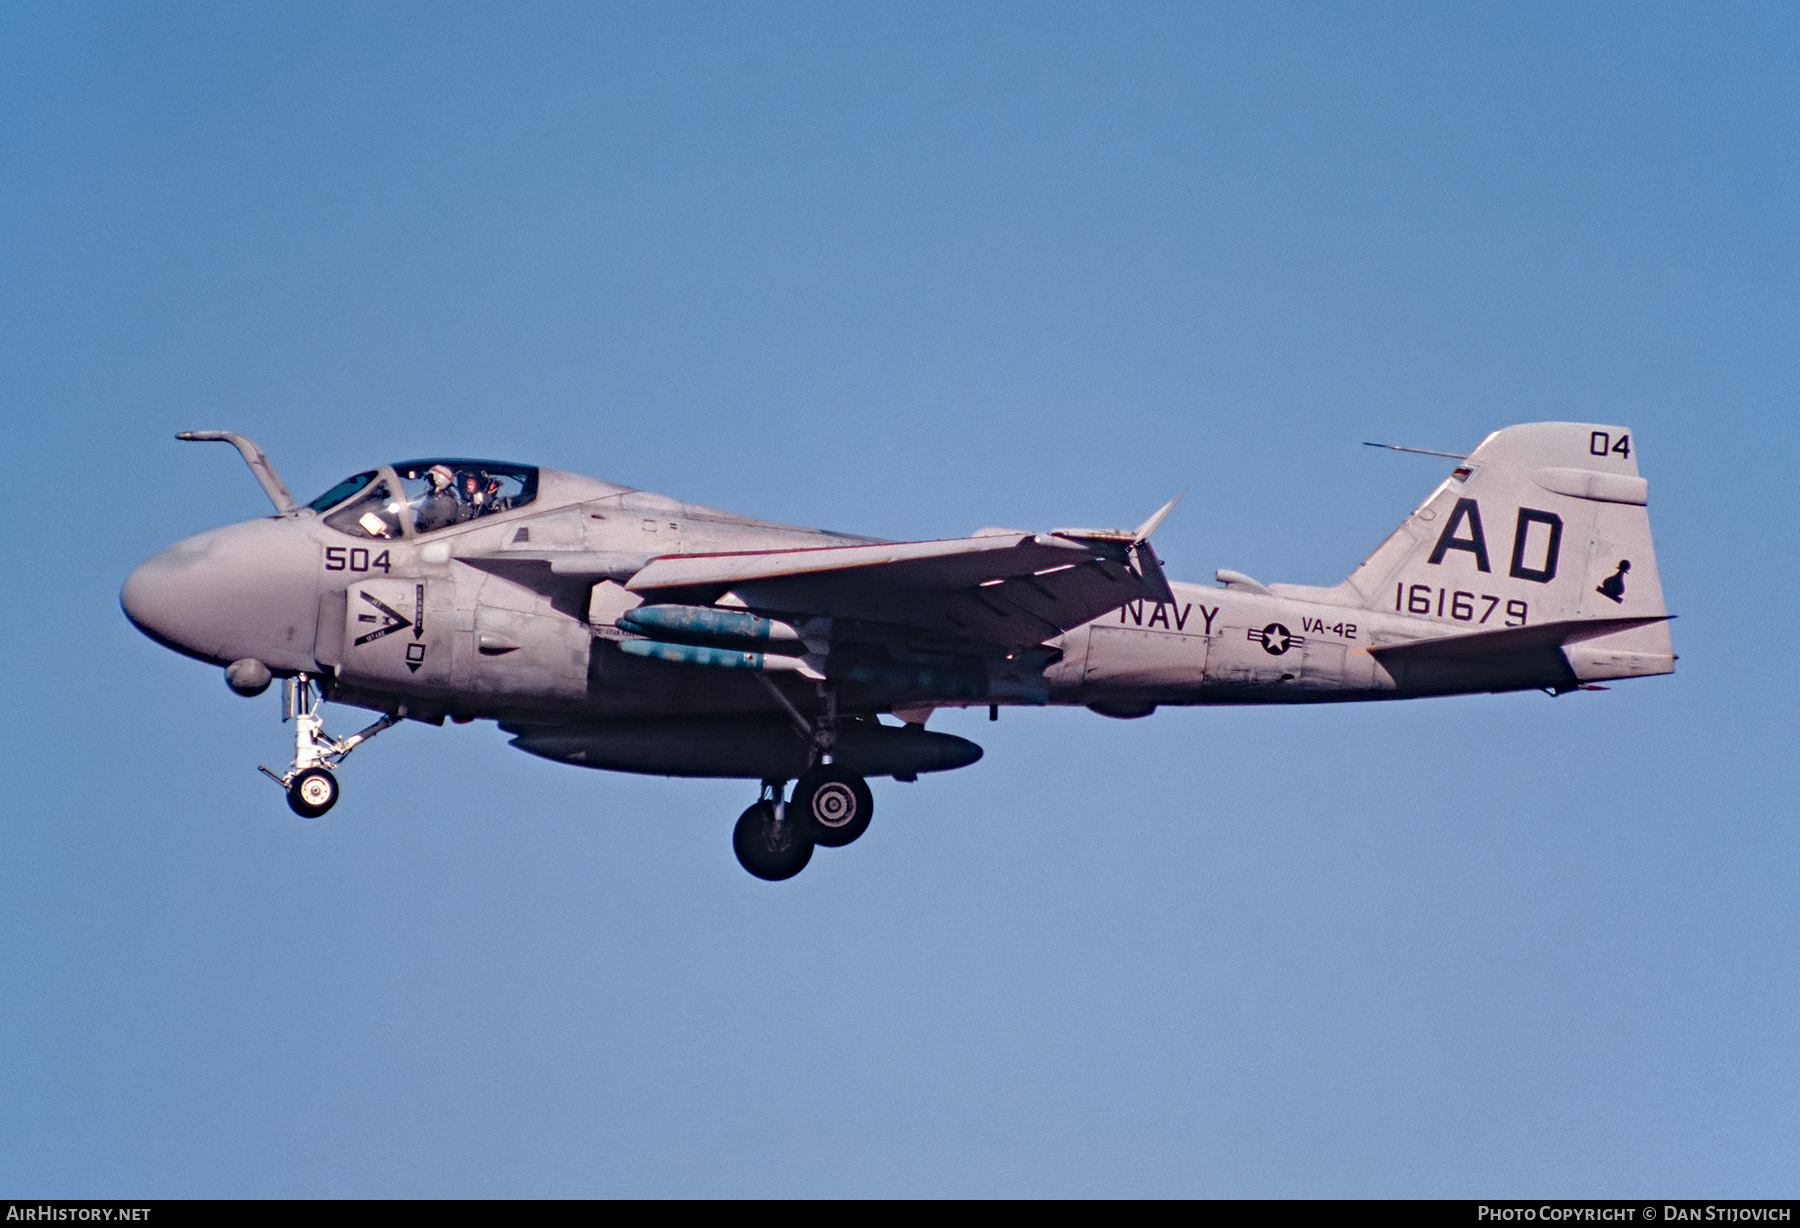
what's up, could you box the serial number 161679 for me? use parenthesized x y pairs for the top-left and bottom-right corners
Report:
(1396, 583), (1526, 626)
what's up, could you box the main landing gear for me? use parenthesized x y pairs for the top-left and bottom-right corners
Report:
(733, 783), (812, 881)
(792, 764), (873, 848)
(733, 678), (876, 880)
(258, 673), (397, 818)
(732, 766), (876, 881)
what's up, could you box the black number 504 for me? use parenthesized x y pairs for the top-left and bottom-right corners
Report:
(324, 547), (390, 573)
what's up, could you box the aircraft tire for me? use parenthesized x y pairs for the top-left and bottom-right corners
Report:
(791, 766), (873, 848)
(287, 767), (339, 818)
(733, 801), (813, 881)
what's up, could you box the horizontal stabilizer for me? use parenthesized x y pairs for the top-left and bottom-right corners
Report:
(1370, 616), (1672, 662)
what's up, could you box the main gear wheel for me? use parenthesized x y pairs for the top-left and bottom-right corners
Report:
(790, 765), (873, 848)
(732, 799), (814, 880)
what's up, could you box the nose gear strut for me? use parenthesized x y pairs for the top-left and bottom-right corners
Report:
(257, 672), (398, 817)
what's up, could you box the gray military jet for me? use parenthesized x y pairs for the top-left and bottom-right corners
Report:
(123, 422), (1674, 879)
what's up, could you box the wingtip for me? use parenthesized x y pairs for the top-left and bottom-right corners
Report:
(1131, 492), (1184, 542)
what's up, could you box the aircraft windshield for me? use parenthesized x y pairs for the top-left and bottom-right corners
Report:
(307, 470), (378, 513)
(323, 479), (406, 540)
(393, 459), (537, 534)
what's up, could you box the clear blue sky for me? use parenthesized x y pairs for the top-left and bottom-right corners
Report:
(3, 1), (1796, 1197)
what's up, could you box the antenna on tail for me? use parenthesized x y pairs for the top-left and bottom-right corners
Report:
(1362, 441), (1468, 460)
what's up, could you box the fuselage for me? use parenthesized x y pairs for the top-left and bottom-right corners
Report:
(121, 460), (1625, 728)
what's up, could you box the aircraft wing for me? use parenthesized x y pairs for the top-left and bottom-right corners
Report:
(625, 529), (1174, 649)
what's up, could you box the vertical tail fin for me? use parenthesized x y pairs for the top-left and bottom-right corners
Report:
(1343, 422), (1673, 680)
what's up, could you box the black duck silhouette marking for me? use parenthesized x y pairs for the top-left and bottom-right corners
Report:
(1596, 559), (1630, 604)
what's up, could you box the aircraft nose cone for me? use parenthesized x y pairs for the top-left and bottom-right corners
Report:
(121, 520), (321, 668)
(121, 545), (201, 654)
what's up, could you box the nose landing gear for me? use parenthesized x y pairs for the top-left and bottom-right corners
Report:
(287, 767), (339, 818)
(258, 673), (397, 818)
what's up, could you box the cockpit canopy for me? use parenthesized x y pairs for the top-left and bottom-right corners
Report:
(310, 460), (539, 539)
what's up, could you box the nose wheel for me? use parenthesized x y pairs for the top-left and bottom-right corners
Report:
(287, 767), (339, 818)
(258, 673), (396, 819)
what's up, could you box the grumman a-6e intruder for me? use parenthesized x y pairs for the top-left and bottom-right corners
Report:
(123, 423), (1674, 880)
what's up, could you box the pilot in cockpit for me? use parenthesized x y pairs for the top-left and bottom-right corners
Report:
(480, 474), (509, 515)
(453, 471), (479, 522)
(457, 471), (507, 521)
(414, 464), (461, 533)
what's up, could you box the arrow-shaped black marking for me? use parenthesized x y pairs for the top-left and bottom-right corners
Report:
(353, 590), (412, 646)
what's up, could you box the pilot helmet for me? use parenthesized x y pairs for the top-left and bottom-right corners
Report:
(428, 464), (454, 491)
